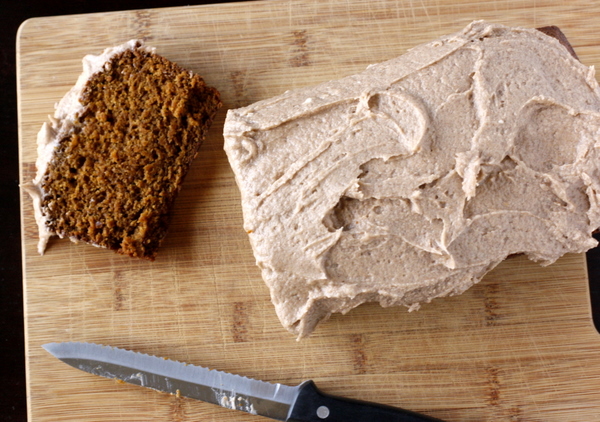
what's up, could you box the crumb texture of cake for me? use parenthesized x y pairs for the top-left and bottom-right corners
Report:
(25, 40), (221, 259)
(224, 21), (600, 337)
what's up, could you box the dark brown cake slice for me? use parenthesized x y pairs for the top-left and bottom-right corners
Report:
(25, 40), (221, 260)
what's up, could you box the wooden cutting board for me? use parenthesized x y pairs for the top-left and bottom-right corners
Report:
(17, 0), (600, 420)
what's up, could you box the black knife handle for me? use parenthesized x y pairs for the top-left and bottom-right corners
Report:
(287, 381), (446, 422)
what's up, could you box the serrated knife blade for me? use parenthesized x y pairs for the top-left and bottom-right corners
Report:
(43, 342), (445, 422)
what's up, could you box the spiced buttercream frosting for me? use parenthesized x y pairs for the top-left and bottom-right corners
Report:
(223, 21), (600, 337)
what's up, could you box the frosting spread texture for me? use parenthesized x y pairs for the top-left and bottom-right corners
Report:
(223, 21), (600, 338)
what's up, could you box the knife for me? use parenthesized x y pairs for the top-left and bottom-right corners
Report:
(43, 342), (445, 422)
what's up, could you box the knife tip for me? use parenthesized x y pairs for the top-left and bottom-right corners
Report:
(42, 342), (59, 356)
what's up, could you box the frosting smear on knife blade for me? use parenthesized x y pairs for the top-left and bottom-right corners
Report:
(224, 21), (600, 338)
(43, 342), (296, 420)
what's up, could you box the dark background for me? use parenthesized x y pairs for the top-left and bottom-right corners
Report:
(1, 1), (599, 420)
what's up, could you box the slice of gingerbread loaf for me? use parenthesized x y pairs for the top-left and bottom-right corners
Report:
(24, 40), (221, 260)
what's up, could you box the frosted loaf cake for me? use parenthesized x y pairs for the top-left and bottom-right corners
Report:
(224, 21), (600, 337)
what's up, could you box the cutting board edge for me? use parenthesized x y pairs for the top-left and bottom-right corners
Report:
(16, 1), (600, 420)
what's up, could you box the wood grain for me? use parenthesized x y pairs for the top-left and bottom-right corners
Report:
(17, 0), (600, 420)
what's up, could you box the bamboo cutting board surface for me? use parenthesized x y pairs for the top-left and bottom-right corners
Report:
(17, 0), (600, 420)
